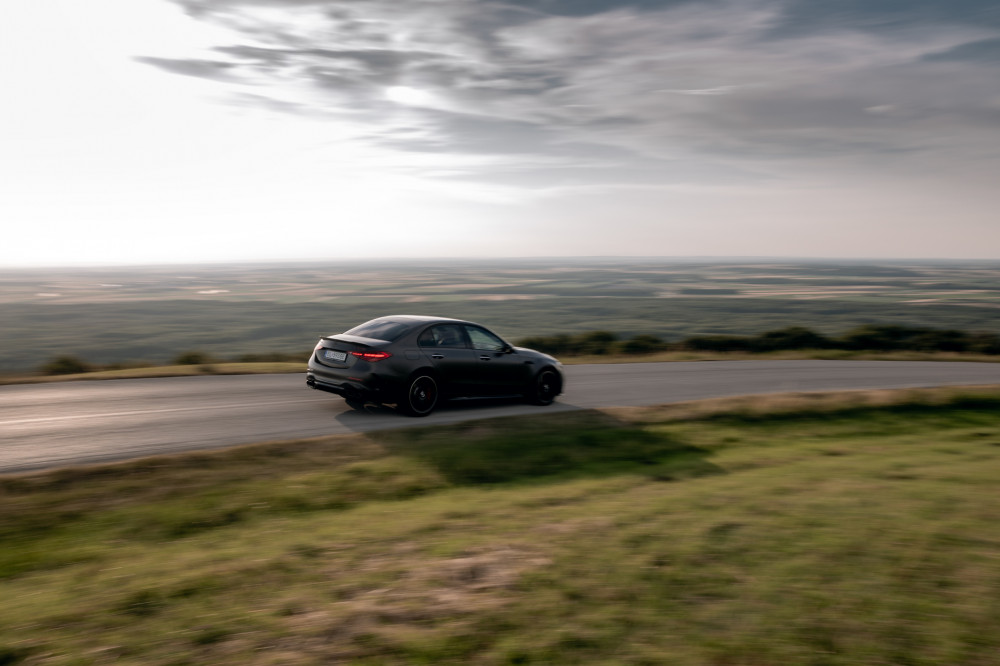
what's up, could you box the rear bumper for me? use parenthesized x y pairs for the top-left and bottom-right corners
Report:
(306, 373), (390, 403)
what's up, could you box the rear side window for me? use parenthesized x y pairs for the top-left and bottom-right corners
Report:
(343, 319), (410, 341)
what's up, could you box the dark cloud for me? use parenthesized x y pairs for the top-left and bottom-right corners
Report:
(216, 45), (440, 70)
(769, 0), (1000, 37)
(170, 0), (700, 18)
(212, 44), (448, 90)
(923, 37), (1000, 63)
(145, 0), (1000, 187)
(501, 0), (698, 17)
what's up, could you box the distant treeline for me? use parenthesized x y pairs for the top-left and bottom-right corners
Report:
(34, 325), (1000, 375)
(516, 325), (1000, 357)
(39, 351), (308, 376)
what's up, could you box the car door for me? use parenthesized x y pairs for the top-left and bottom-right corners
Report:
(464, 325), (531, 395)
(417, 324), (479, 396)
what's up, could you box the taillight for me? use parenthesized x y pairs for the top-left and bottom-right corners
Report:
(313, 340), (324, 351)
(351, 350), (392, 362)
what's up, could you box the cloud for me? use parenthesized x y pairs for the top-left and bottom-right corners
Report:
(657, 86), (740, 96)
(144, 0), (1000, 189)
(922, 37), (1000, 63)
(769, 0), (1000, 37)
(133, 55), (242, 81)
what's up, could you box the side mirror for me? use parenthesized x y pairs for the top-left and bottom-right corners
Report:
(502, 344), (515, 354)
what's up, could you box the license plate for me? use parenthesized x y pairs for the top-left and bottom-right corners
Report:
(324, 350), (347, 362)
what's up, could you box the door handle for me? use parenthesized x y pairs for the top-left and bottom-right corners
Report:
(431, 354), (444, 359)
(479, 355), (492, 361)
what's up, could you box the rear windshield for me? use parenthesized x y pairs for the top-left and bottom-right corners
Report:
(343, 319), (410, 342)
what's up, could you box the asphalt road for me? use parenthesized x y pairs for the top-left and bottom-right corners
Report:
(2, 360), (999, 474)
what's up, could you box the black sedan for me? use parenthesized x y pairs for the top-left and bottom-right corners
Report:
(306, 315), (564, 416)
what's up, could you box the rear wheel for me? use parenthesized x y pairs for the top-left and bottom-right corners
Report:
(528, 368), (560, 406)
(399, 374), (438, 416)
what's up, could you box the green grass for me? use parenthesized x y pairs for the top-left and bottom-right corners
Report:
(2, 387), (1000, 664)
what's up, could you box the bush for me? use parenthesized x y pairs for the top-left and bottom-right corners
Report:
(518, 325), (1000, 358)
(837, 325), (924, 351)
(173, 351), (211, 366)
(40, 355), (93, 375)
(621, 334), (667, 355)
(682, 335), (753, 352)
(516, 334), (574, 356)
(968, 333), (1000, 355)
(832, 325), (1000, 354)
(909, 329), (969, 353)
(750, 326), (831, 352)
(576, 331), (618, 355)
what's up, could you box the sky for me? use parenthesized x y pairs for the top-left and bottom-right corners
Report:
(2, 0), (999, 266)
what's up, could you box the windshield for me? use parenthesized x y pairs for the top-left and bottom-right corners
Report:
(343, 318), (410, 342)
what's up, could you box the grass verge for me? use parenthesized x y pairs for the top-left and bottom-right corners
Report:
(2, 386), (1000, 664)
(3, 350), (998, 385)
(0, 362), (305, 385)
(566, 348), (1000, 364)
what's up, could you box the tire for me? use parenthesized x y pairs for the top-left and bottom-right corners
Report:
(527, 368), (560, 406)
(399, 374), (439, 417)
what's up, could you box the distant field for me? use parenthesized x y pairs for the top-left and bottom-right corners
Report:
(2, 387), (1000, 665)
(1, 259), (998, 371)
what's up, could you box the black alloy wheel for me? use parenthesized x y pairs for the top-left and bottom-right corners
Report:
(401, 375), (438, 416)
(529, 369), (559, 406)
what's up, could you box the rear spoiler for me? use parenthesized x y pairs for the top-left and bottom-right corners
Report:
(323, 334), (384, 347)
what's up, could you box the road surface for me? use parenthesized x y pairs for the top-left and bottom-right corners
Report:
(2, 360), (998, 473)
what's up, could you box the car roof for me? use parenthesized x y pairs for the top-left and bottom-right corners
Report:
(376, 315), (467, 325)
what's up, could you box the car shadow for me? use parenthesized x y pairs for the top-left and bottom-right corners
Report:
(330, 396), (585, 432)
(362, 407), (725, 486)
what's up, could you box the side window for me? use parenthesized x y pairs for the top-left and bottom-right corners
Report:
(466, 326), (506, 352)
(417, 328), (437, 347)
(419, 324), (468, 348)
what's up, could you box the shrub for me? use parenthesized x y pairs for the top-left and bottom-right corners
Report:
(516, 334), (574, 356)
(837, 325), (924, 351)
(40, 355), (93, 375)
(682, 335), (753, 352)
(173, 351), (210, 366)
(968, 333), (1000, 355)
(909, 329), (969, 353)
(518, 325), (1000, 358)
(576, 331), (618, 355)
(621, 334), (667, 355)
(832, 325), (999, 353)
(750, 326), (831, 352)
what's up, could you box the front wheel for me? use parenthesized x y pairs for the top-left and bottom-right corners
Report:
(527, 368), (560, 406)
(399, 374), (439, 417)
